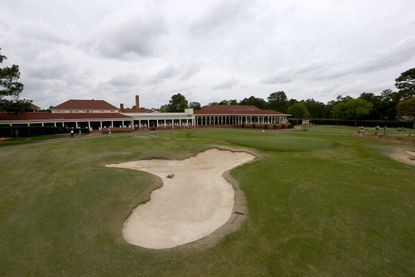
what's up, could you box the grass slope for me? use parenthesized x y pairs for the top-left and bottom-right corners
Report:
(0, 134), (68, 147)
(0, 129), (414, 276)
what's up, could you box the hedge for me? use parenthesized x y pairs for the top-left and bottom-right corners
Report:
(101, 127), (134, 134)
(0, 126), (90, 137)
(239, 123), (291, 129)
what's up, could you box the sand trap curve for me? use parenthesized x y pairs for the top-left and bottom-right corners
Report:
(388, 149), (415, 166)
(106, 149), (255, 249)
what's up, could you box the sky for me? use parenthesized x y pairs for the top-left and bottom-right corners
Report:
(1, 0), (415, 109)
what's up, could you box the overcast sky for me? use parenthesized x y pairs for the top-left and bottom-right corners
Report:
(1, 0), (414, 109)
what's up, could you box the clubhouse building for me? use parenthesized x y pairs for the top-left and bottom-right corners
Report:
(0, 96), (290, 129)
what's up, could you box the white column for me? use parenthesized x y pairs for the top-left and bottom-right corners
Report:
(88, 121), (91, 129)
(54, 122), (56, 127)
(111, 121), (114, 128)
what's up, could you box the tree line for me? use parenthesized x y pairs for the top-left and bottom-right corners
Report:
(161, 68), (415, 121)
(1, 47), (414, 121)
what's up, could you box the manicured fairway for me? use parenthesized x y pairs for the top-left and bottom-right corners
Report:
(293, 124), (415, 136)
(0, 129), (414, 276)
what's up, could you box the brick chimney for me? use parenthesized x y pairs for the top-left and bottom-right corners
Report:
(120, 103), (124, 112)
(135, 95), (140, 112)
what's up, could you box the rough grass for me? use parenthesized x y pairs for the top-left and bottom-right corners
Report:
(0, 134), (67, 147)
(0, 129), (414, 276)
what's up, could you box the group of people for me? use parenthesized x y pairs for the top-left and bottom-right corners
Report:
(357, 126), (387, 136)
(69, 128), (83, 137)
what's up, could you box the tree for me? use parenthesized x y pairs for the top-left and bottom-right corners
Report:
(240, 96), (267, 109)
(188, 101), (201, 110)
(378, 89), (404, 120)
(395, 68), (415, 98)
(332, 98), (373, 119)
(397, 97), (415, 118)
(359, 92), (382, 119)
(397, 96), (415, 128)
(331, 102), (347, 119)
(0, 48), (30, 113)
(164, 93), (188, 112)
(287, 103), (310, 119)
(267, 91), (288, 112)
(218, 99), (238, 105)
(302, 98), (328, 118)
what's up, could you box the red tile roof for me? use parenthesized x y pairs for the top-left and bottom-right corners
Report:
(121, 107), (153, 113)
(31, 103), (40, 110)
(53, 99), (118, 110)
(0, 112), (130, 121)
(194, 105), (283, 115)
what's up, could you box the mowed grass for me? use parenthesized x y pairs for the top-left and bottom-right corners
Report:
(0, 128), (415, 276)
(293, 124), (415, 136)
(0, 134), (68, 147)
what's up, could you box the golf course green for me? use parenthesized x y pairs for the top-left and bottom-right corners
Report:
(0, 128), (414, 276)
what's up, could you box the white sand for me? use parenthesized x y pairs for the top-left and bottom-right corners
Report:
(106, 148), (255, 249)
(388, 149), (415, 166)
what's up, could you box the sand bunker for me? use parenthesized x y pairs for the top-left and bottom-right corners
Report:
(388, 149), (415, 166)
(106, 148), (255, 249)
